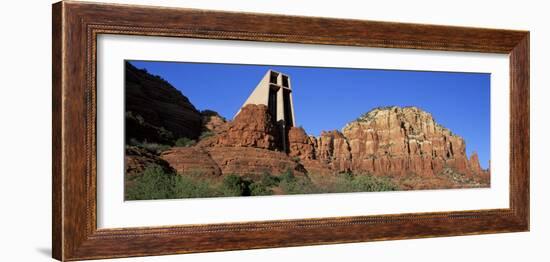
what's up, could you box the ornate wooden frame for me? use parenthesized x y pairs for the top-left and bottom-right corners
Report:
(52, 1), (530, 261)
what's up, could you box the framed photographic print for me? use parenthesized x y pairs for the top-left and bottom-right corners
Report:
(52, 1), (529, 261)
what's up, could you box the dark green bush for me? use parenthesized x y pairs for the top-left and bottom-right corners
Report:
(249, 182), (273, 196)
(125, 165), (176, 200)
(220, 174), (250, 197)
(259, 172), (280, 187)
(245, 173), (279, 196)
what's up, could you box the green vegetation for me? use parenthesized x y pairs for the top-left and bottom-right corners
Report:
(126, 166), (398, 201)
(331, 172), (398, 192)
(174, 137), (196, 147)
(125, 165), (178, 200)
(220, 174), (250, 196)
(199, 131), (215, 140)
(279, 170), (318, 195)
(128, 138), (171, 154)
(172, 174), (217, 199)
(126, 165), (219, 200)
(249, 173), (279, 196)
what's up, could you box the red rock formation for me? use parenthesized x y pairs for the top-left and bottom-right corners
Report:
(159, 105), (306, 177)
(308, 106), (489, 179)
(160, 146), (306, 178)
(125, 146), (174, 178)
(201, 110), (228, 134)
(125, 62), (202, 142)
(198, 104), (278, 150)
(313, 131), (352, 172)
(469, 152), (482, 174)
(206, 147), (306, 177)
(160, 147), (222, 176)
(288, 127), (316, 161)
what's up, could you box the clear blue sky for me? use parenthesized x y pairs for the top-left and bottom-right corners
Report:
(129, 60), (490, 169)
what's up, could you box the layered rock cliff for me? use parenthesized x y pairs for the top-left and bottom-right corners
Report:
(125, 62), (202, 143)
(289, 106), (488, 180)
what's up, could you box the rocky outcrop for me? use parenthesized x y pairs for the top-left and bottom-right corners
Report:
(160, 147), (222, 177)
(469, 152), (482, 175)
(125, 62), (202, 143)
(206, 147), (307, 177)
(125, 146), (174, 178)
(285, 106), (487, 181)
(315, 106), (488, 178)
(314, 130), (353, 173)
(288, 127), (316, 161)
(227, 106), (488, 181)
(161, 145), (306, 178)
(201, 110), (228, 134)
(198, 104), (279, 150)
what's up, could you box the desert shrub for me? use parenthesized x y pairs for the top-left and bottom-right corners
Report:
(280, 169), (296, 182)
(128, 138), (171, 154)
(249, 182), (273, 196)
(125, 165), (176, 200)
(220, 175), (250, 197)
(280, 177), (318, 195)
(332, 173), (397, 193)
(140, 142), (171, 154)
(174, 137), (196, 147)
(126, 165), (222, 200)
(172, 174), (218, 198)
(278, 169), (318, 195)
(260, 172), (280, 187)
(247, 173), (279, 196)
(355, 175), (397, 191)
(199, 131), (215, 140)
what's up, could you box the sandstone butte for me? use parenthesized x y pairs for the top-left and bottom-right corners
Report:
(159, 104), (490, 187)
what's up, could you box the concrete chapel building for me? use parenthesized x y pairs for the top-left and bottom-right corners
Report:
(236, 70), (296, 151)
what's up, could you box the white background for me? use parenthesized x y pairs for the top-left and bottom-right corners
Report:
(0, 0), (547, 261)
(98, 35), (509, 228)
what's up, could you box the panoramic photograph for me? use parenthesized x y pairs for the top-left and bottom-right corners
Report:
(124, 60), (491, 201)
